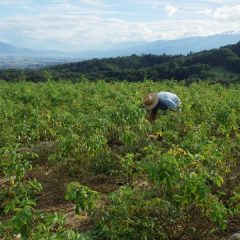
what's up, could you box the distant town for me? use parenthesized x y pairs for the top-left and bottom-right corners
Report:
(0, 56), (81, 69)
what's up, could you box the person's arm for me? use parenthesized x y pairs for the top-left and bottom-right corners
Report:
(149, 105), (158, 122)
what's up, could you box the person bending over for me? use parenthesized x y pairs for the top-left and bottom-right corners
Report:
(143, 91), (181, 122)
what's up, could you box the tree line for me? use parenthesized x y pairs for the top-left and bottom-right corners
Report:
(0, 41), (240, 84)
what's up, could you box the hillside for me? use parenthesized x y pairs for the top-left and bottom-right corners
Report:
(47, 41), (240, 84)
(0, 41), (240, 84)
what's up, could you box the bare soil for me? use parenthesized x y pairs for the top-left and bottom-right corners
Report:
(27, 164), (120, 232)
(26, 164), (240, 239)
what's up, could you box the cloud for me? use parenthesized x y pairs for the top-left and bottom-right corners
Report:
(1, 9), (239, 51)
(165, 5), (178, 17)
(213, 4), (240, 21)
(205, 0), (240, 4)
(0, 0), (240, 51)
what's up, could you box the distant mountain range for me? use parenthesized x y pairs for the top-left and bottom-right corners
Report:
(78, 32), (240, 58)
(0, 42), (69, 58)
(0, 32), (240, 68)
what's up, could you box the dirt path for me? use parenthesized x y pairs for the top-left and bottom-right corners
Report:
(28, 165), (120, 231)
(26, 164), (240, 239)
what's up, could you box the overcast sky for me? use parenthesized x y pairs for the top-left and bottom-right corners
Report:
(0, 0), (240, 51)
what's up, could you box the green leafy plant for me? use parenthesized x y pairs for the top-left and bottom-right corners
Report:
(65, 182), (100, 214)
(0, 81), (240, 240)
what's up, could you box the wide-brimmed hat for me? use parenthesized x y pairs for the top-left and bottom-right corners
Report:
(143, 93), (158, 110)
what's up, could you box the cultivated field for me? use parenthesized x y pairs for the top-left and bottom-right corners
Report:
(0, 80), (240, 239)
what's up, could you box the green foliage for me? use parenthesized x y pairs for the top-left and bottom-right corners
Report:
(65, 182), (100, 214)
(46, 42), (240, 83)
(30, 212), (91, 240)
(0, 80), (240, 239)
(0, 145), (83, 239)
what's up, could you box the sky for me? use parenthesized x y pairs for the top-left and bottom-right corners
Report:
(0, 0), (240, 52)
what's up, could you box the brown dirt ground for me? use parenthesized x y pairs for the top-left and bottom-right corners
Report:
(27, 164), (121, 232)
(5, 163), (239, 239)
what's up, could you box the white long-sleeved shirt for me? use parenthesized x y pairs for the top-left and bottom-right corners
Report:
(157, 92), (181, 110)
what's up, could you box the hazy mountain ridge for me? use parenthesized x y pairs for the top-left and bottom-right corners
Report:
(1, 32), (240, 59)
(73, 32), (240, 58)
(0, 42), (68, 57)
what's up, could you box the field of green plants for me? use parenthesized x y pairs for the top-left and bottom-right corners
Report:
(0, 80), (240, 240)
